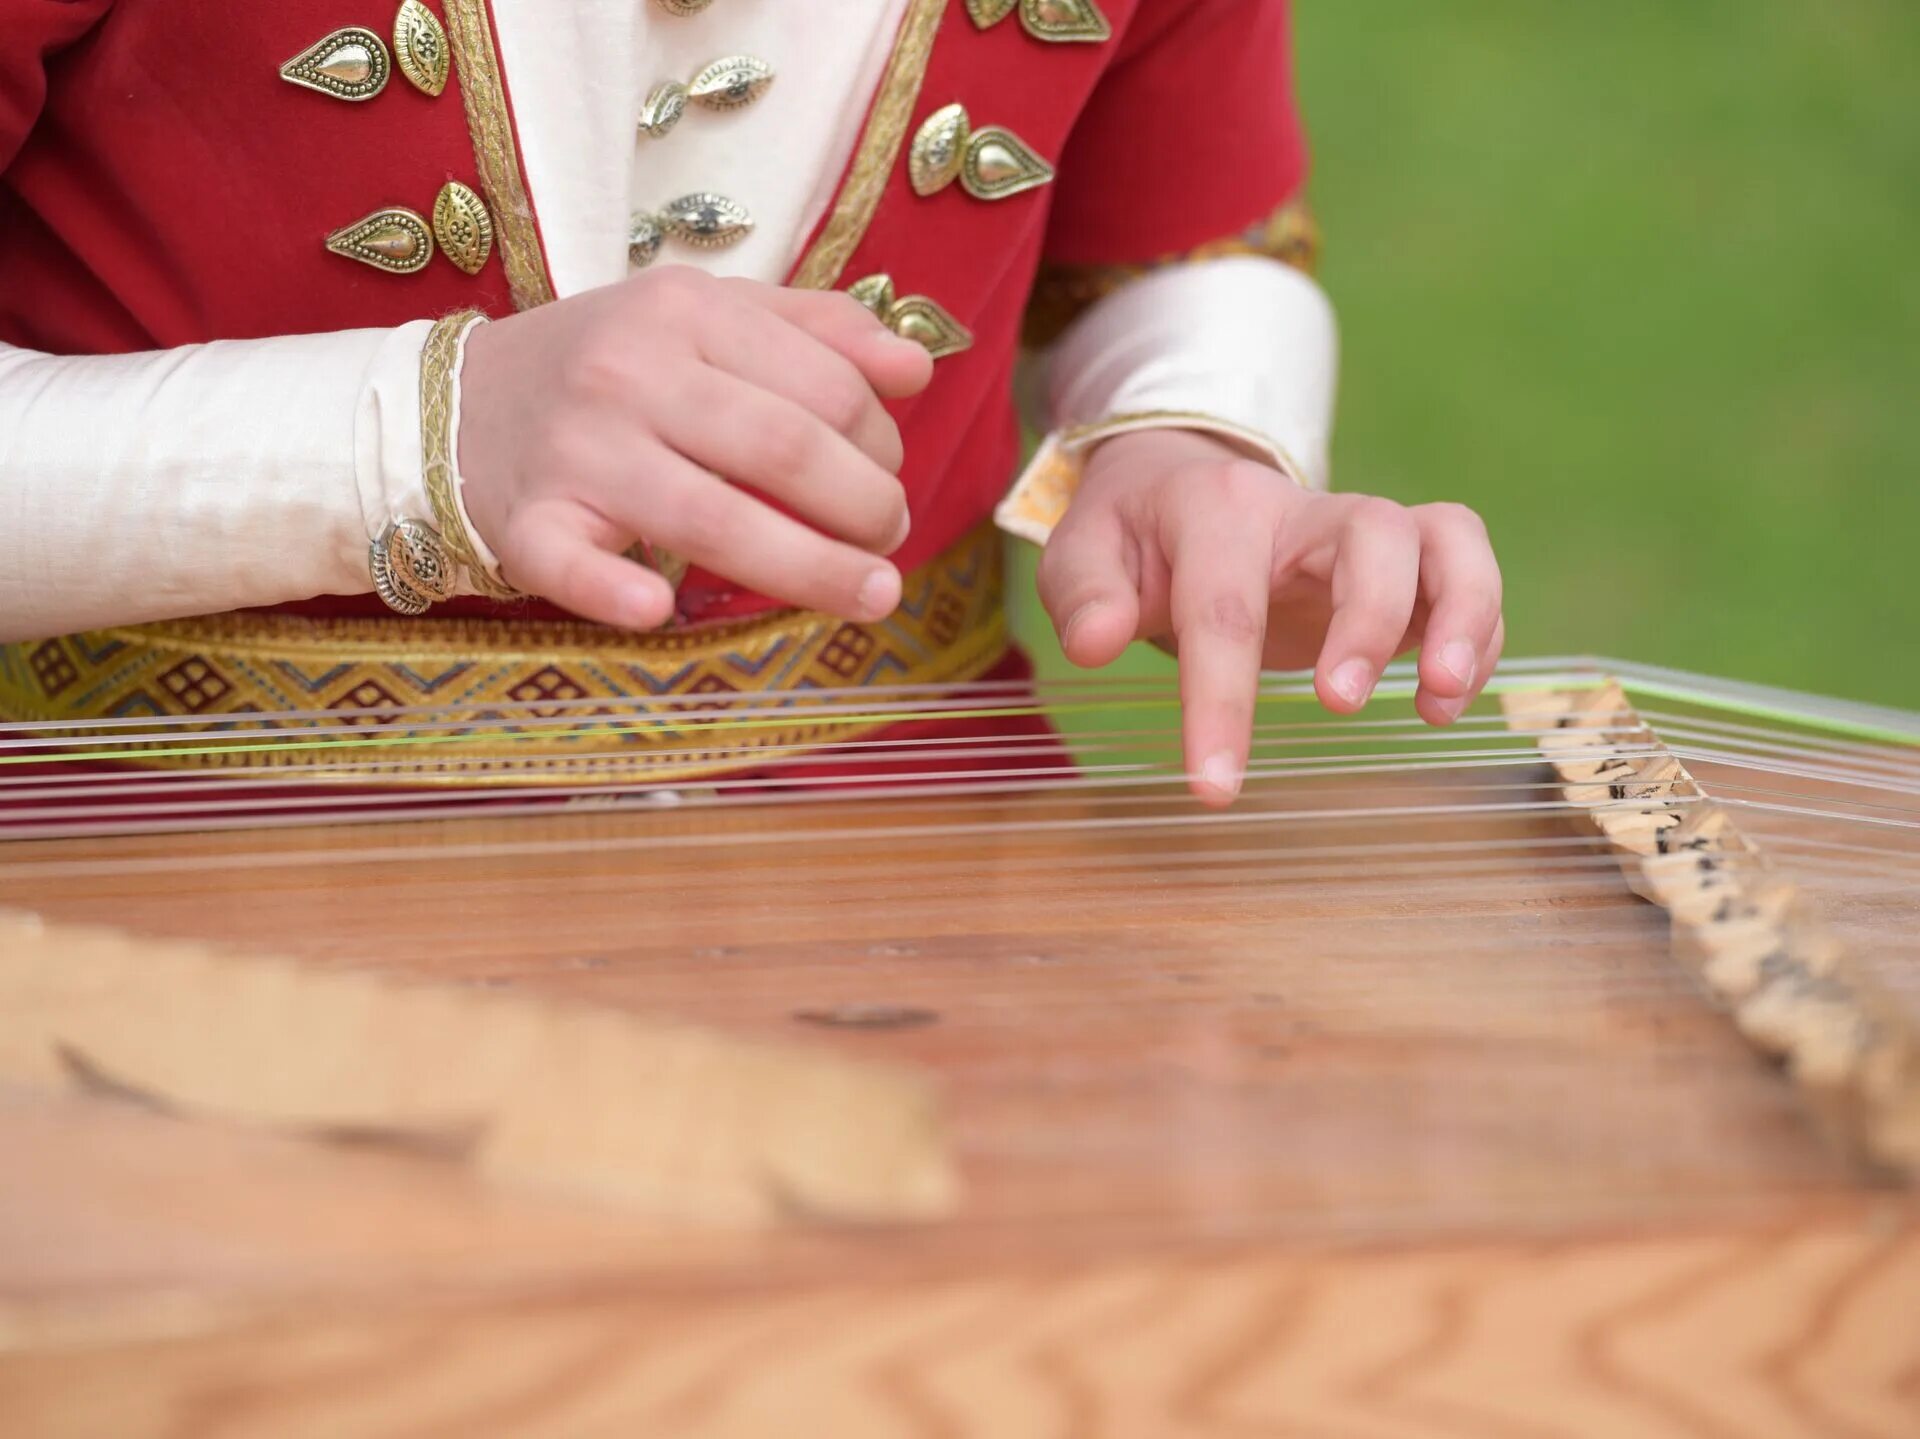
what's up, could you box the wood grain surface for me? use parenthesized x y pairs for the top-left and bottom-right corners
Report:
(5, 1217), (1916, 1438)
(3, 760), (1917, 1435)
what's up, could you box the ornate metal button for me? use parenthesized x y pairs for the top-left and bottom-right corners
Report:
(279, 27), (391, 102)
(910, 104), (1053, 202)
(963, 127), (1053, 200)
(659, 193), (754, 248)
(909, 103), (969, 195)
(688, 55), (774, 109)
(433, 182), (495, 275)
(1022, 0), (1112, 41)
(848, 274), (973, 360)
(890, 297), (974, 359)
(847, 274), (897, 317)
(326, 208), (435, 274)
(629, 194), (754, 268)
(968, 0), (1111, 43)
(627, 212), (666, 269)
(394, 0), (451, 97)
(639, 82), (691, 139)
(639, 55), (773, 139)
(371, 519), (455, 615)
(653, 0), (716, 14)
(966, 0), (1019, 23)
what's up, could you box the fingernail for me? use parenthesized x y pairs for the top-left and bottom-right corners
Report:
(1062, 601), (1104, 649)
(887, 509), (912, 553)
(1330, 659), (1374, 707)
(1437, 641), (1476, 688)
(857, 568), (899, 619)
(1200, 751), (1243, 800)
(623, 589), (668, 631)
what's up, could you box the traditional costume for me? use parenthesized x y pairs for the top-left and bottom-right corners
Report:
(0, 0), (1335, 779)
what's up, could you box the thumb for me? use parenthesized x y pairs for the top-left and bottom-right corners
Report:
(1036, 505), (1140, 669)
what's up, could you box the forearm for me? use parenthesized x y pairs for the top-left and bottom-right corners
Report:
(0, 323), (434, 642)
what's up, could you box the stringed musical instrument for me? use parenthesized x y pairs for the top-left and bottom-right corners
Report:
(2, 656), (1916, 1437)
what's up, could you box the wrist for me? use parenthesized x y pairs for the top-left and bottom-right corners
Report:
(429, 311), (517, 598)
(367, 310), (515, 616)
(451, 316), (510, 555)
(1079, 426), (1247, 488)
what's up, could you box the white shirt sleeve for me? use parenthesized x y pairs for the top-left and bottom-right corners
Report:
(0, 322), (434, 643)
(999, 255), (1340, 546)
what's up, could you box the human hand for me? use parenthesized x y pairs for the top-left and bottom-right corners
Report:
(1037, 428), (1504, 805)
(458, 266), (935, 629)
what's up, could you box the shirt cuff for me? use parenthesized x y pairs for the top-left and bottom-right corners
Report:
(1000, 254), (1338, 547)
(0, 320), (440, 641)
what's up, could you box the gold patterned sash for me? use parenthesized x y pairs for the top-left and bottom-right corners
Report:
(0, 525), (1007, 784)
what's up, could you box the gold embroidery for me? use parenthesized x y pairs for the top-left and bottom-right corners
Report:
(279, 27), (391, 102)
(422, 311), (519, 600)
(847, 275), (973, 360)
(993, 437), (1079, 547)
(1058, 410), (1304, 477)
(0, 526), (1009, 785)
(443, 0), (556, 310)
(790, 0), (945, 291)
(995, 416), (1310, 549)
(325, 207), (434, 274)
(432, 181), (496, 276)
(1023, 197), (1322, 348)
(394, 0), (451, 98)
(911, 104), (1053, 202)
(653, 0), (716, 13)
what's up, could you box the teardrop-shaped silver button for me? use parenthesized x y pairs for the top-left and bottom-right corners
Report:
(279, 27), (391, 102)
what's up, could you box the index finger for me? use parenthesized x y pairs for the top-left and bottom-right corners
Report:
(722, 281), (935, 400)
(1167, 504), (1274, 807)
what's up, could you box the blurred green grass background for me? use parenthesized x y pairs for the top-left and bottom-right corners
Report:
(1014, 0), (1919, 711)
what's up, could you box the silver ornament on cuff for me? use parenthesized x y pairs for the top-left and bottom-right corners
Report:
(371, 519), (456, 616)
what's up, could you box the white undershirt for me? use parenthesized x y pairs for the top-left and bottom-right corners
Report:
(494, 0), (913, 295)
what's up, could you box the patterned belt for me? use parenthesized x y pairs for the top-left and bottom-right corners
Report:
(0, 523), (1007, 784)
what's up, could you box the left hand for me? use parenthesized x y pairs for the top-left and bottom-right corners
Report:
(1037, 428), (1504, 805)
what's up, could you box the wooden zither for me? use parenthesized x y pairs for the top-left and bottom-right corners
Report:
(1, 656), (1917, 1437)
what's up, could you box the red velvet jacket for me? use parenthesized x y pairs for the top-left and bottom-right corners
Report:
(0, 0), (1307, 623)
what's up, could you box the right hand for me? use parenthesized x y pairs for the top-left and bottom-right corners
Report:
(457, 266), (935, 630)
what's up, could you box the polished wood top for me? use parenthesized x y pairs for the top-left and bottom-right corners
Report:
(3, 754), (1916, 1435)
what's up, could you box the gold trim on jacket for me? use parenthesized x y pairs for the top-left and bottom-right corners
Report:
(0, 528), (1007, 785)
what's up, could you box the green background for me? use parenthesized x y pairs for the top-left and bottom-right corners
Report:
(1014, 1), (1919, 711)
